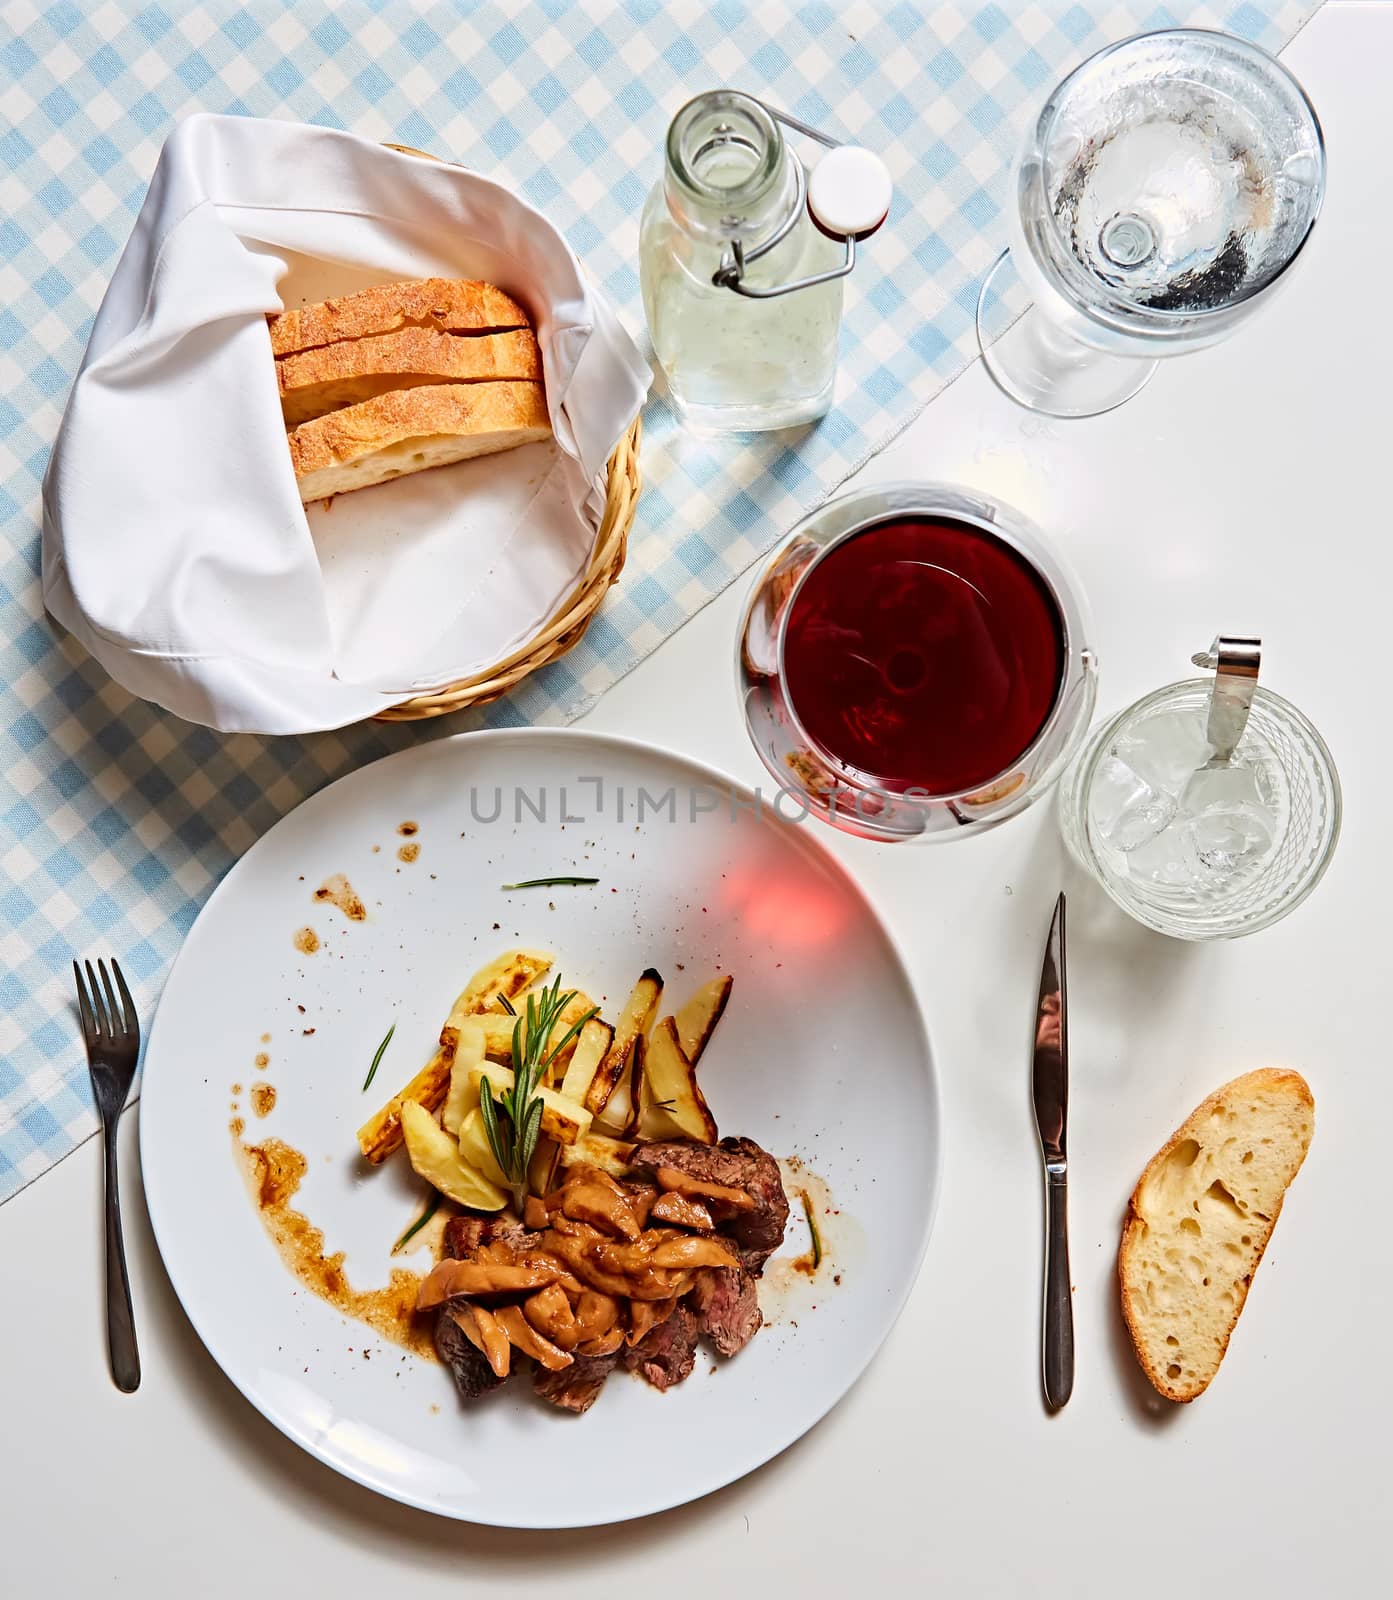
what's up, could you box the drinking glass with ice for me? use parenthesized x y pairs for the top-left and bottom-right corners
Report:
(1059, 680), (1339, 940)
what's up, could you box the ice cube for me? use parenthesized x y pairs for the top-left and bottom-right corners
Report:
(1088, 752), (1178, 853)
(1121, 820), (1198, 889)
(1181, 801), (1276, 886)
(1114, 710), (1214, 797)
(1179, 761), (1263, 814)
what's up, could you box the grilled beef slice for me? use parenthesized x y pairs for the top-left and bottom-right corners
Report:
(631, 1136), (789, 1272)
(434, 1308), (506, 1401)
(534, 1351), (620, 1414)
(622, 1305), (699, 1391)
(442, 1215), (489, 1259)
(688, 1266), (762, 1357)
(442, 1214), (541, 1260)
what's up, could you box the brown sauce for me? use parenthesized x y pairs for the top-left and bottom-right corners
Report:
(250, 1082), (277, 1118)
(397, 821), (419, 837)
(234, 1135), (434, 1361)
(397, 842), (420, 864)
(759, 1159), (848, 1318)
(293, 927), (320, 955)
(312, 873), (367, 921)
(254, 1052), (270, 1070)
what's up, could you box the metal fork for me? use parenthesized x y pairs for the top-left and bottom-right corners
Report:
(73, 958), (141, 1393)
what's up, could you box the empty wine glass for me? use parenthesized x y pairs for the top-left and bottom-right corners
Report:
(975, 29), (1325, 418)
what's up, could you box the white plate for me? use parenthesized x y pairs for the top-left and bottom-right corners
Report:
(140, 730), (940, 1527)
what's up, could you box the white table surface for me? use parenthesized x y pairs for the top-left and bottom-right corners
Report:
(4, 5), (1388, 1594)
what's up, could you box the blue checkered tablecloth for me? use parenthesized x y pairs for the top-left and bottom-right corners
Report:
(0, 0), (1319, 1201)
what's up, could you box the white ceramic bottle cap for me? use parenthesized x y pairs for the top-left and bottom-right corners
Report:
(807, 145), (892, 238)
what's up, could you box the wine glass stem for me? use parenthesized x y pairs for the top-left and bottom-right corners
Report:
(1029, 311), (1098, 367)
(976, 249), (1157, 419)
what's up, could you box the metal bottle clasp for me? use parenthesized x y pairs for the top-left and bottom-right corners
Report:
(712, 106), (869, 300)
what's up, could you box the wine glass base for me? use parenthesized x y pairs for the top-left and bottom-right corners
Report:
(975, 250), (1158, 419)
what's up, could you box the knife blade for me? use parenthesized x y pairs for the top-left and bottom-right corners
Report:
(1032, 891), (1073, 1409)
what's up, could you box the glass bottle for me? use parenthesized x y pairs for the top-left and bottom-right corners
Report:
(640, 91), (844, 434)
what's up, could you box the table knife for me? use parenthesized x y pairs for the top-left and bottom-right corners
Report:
(1032, 891), (1074, 1409)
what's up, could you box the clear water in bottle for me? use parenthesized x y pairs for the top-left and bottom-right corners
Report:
(640, 92), (843, 434)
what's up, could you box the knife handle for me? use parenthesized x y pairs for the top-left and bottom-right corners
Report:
(1042, 1165), (1074, 1410)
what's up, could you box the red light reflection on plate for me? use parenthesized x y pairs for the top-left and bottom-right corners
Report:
(715, 861), (850, 945)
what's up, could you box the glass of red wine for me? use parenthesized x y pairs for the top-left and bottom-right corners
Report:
(738, 483), (1098, 841)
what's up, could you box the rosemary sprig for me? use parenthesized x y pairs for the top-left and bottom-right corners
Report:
(363, 1021), (396, 1092)
(801, 1191), (823, 1269)
(392, 1191), (440, 1253)
(501, 876), (600, 890)
(479, 974), (598, 1209)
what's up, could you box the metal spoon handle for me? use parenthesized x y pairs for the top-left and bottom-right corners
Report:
(102, 1119), (141, 1393)
(1191, 635), (1261, 764)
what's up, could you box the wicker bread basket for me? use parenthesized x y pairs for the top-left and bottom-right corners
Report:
(370, 143), (643, 722)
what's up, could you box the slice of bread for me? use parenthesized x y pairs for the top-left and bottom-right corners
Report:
(277, 327), (543, 426)
(1119, 1068), (1313, 1403)
(288, 382), (550, 504)
(268, 277), (529, 359)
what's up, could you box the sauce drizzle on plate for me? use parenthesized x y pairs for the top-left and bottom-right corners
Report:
(313, 873), (367, 921)
(233, 1134), (434, 1361)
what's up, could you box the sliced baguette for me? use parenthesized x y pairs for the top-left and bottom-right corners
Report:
(1119, 1068), (1314, 1403)
(277, 326), (542, 426)
(268, 276), (530, 359)
(288, 381), (550, 503)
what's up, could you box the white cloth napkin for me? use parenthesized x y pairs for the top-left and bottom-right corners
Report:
(41, 114), (651, 733)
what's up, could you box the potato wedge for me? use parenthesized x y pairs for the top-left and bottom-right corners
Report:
(623, 1032), (648, 1137)
(629, 1027), (685, 1139)
(400, 1100), (507, 1210)
(528, 1135), (562, 1198)
(644, 1017), (718, 1142)
(357, 1033), (456, 1166)
(445, 949), (553, 1027)
(557, 1131), (637, 1179)
(597, 1032), (650, 1138)
(559, 1016), (614, 1106)
(674, 974), (732, 1066)
(458, 1105), (509, 1187)
(476, 1012), (519, 1058)
(467, 1063), (593, 1146)
(440, 1018), (486, 1136)
(585, 969), (661, 1117)
(541, 990), (599, 1083)
(480, 991), (597, 1079)
(359, 949), (550, 1164)
(594, 1033), (639, 1136)
(637, 1099), (686, 1141)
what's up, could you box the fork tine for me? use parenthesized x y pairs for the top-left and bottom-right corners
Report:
(73, 960), (96, 1046)
(98, 960), (122, 1040)
(111, 958), (138, 1039)
(85, 958), (108, 1039)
